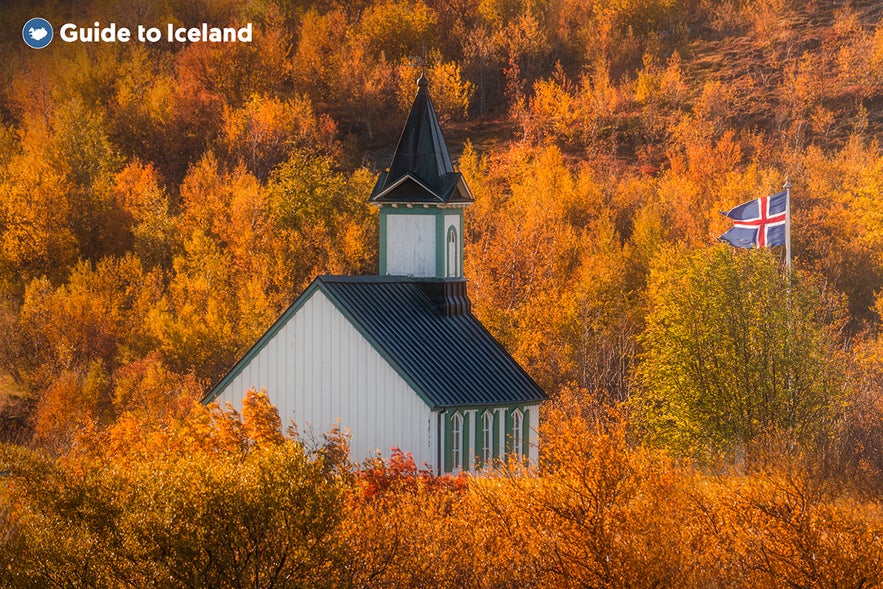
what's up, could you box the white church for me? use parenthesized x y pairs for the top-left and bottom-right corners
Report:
(203, 76), (546, 472)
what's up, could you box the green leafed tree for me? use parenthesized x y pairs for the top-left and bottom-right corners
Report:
(630, 245), (847, 463)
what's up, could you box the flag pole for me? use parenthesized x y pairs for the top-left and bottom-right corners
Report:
(784, 176), (792, 272)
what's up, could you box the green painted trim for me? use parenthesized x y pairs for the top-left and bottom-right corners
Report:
(380, 207), (442, 215)
(440, 404), (541, 471)
(202, 280), (325, 404)
(464, 411), (471, 469)
(435, 212), (445, 278)
(379, 210), (388, 274)
(477, 410), (488, 467)
(503, 407), (524, 454)
(443, 209), (464, 278)
(442, 412), (463, 472)
(447, 409), (503, 471)
(444, 411), (452, 472)
(443, 210), (464, 279)
(522, 407), (530, 457)
(457, 210), (465, 278)
(494, 408), (501, 459)
(477, 407), (500, 468)
(437, 401), (542, 412)
(448, 410), (471, 471)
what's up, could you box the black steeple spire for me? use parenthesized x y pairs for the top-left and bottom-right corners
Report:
(369, 76), (473, 204)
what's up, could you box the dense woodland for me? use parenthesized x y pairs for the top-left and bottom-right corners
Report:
(2, 0), (883, 585)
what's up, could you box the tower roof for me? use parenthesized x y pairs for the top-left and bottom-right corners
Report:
(369, 75), (473, 205)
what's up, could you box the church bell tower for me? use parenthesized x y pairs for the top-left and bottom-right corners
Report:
(369, 75), (474, 280)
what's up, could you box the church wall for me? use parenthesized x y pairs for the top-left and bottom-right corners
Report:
(441, 403), (541, 473)
(212, 289), (438, 468)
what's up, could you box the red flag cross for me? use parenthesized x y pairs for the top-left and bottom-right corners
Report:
(731, 196), (787, 248)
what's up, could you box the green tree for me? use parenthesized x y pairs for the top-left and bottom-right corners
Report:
(631, 245), (847, 463)
(268, 150), (377, 285)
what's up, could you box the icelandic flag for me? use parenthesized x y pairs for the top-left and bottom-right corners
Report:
(719, 191), (788, 248)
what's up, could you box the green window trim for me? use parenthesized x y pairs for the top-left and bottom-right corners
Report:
(450, 412), (463, 471)
(443, 405), (536, 472)
(511, 409), (524, 458)
(482, 410), (493, 467)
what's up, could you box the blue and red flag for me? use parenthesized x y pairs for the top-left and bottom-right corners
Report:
(719, 190), (788, 249)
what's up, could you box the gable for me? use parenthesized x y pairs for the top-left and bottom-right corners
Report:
(206, 283), (432, 409)
(206, 287), (437, 465)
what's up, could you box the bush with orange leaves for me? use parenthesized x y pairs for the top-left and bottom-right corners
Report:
(0, 388), (345, 588)
(3, 386), (882, 588)
(337, 384), (883, 587)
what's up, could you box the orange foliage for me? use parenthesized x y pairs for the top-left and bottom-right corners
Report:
(2, 2), (883, 583)
(356, 447), (468, 499)
(241, 388), (285, 447)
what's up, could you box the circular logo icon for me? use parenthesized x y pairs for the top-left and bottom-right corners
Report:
(23, 18), (53, 49)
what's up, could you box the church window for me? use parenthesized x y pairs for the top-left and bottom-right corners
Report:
(451, 413), (463, 470)
(482, 411), (493, 466)
(446, 226), (458, 277)
(512, 410), (523, 456)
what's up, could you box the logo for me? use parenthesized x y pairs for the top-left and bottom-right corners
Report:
(23, 17), (53, 49)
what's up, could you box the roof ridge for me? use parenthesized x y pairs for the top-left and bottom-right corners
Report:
(317, 274), (416, 283)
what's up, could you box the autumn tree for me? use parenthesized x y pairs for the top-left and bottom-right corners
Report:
(150, 155), (281, 381)
(218, 93), (340, 181)
(520, 386), (695, 586)
(792, 139), (883, 326)
(0, 147), (78, 288)
(631, 245), (848, 463)
(0, 391), (346, 588)
(292, 9), (349, 110)
(268, 149), (377, 285)
(109, 160), (175, 270)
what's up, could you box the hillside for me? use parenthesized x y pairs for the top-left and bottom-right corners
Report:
(0, 0), (878, 449)
(2, 1), (883, 586)
(680, 0), (883, 145)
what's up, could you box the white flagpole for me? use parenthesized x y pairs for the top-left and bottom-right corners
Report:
(784, 177), (792, 272)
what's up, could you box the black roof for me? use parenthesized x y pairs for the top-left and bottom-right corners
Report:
(369, 76), (474, 205)
(205, 276), (546, 409)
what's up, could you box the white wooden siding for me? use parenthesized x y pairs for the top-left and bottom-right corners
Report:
(386, 214), (436, 276)
(213, 290), (438, 468)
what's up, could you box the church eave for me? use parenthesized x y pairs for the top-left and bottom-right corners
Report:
(369, 172), (474, 206)
(369, 173), (445, 204)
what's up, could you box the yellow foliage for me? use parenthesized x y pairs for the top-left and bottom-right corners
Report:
(241, 388), (285, 447)
(396, 59), (474, 122)
(357, 0), (437, 61)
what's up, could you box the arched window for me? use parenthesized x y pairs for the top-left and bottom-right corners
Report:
(451, 413), (463, 470)
(446, 226), (458, 277)
(512, 410), (523, 457)
(482, 411), (493, 466)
